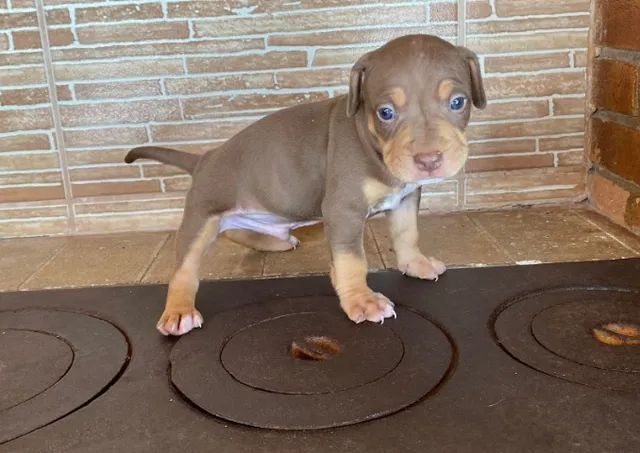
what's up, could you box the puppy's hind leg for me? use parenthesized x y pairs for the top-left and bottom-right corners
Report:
(157, 200), (220, 336)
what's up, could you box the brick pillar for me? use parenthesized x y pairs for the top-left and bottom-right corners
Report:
(588, 0), (640, 233)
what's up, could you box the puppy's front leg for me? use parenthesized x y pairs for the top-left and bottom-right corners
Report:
(324, 212), (396, 324)
(387, 188), (446, 280)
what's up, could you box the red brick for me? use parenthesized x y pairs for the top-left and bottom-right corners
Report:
(467, 30), (588, 54)
(590, 117), (640, 185)
(552, 96), (586, 115)
(469, 117), (584, 140)
(74, 80), (162, 100)
(275, 68), (350, 89)
(0, 33), (8, 51)
(63, 126), (149, 148)
(0, 134), (50, 152)
(0, 65), (46, 86)
(592, 58), (640, 116)
(69, 166), (140, 182)
(539, 135), (585, 151)
(589, 171), (640, 230)
(54, 59), (184, 82)
(0, 86), (70, 105)
(468, 15), (589, 34)
(469, 139), (537, 155)
(164, 73), (274, 95)
(151, 120), (253, 142)
(483, 72), (585, 100)
(484, 52), (570, 73)
(471, 100), (549, 122)
(0, 153), (59, 171)
(595, 0), (640, 51)
(557, 150), (585, 166)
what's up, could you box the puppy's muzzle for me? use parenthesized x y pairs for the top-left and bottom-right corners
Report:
(413, 151), (443, 173)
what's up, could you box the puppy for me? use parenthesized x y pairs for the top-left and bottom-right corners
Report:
(125, 34), (486, 336)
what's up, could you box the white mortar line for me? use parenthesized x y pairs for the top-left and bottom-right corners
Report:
(35, 0), (75, 233)
(457, 0), (466, 47)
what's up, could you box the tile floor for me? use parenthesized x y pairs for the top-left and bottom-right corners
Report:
(1, 204), (639, 292)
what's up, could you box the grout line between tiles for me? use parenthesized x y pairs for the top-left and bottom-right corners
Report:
(576, 211), (640, 255)
(35, 0), (76, 233)
(17, 238), (69, 291)
(465, 213), (518, 264)
(137, 233), (172, 283)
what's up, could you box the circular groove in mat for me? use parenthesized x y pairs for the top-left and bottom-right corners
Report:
(0, 309), (129, 443)
(170, 297), (453, 430)
(493, 287), (640, 392)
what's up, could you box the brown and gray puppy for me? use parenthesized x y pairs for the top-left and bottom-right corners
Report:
(125, 34), (486, 336)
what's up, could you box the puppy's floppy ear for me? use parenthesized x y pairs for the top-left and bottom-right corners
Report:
(346, 53), (369, 117)
(457, 47), (486, 109)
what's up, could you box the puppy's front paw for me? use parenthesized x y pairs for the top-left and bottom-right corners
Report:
(398, 254), (446, 280)
(340, 290), (396, 324)
(157, 308), (203, 336)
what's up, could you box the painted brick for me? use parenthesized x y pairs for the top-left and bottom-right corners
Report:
(0, 86), (70, 105)
(69, 166), (141, 182)
(74, 80), (163, 100)
(495, 0), (590, 16)
(484, 52), (571, 73)
(0, 171), (61, 186)
(275, 68), (350, 89)
(0, 153), (59, 171)
(595, 0), (640, 51)
(467, 30), (588, 54)
(0, 186), (65, 203)
(466, 154), (555, 173)
(182, 92), (329, 118)
(0, 65), (46, 86)
(13, 29), (74, 50)
(483, 72), (586, 99)
(468, 139), (537, 155)
(0, 134), (50, 152)
(312, 47), (377, 66)
(77, 22), (189, 45)
(194, 5), (426, 37)
(468, 117), (584, 140)
(53, 59), (184, 81)
(430, 1), (492, 21)
(552, 96), (586, 115)
(187, 51), (307, 75)
(557, 150), (585, 166)
(269, 25), (455, 47)
(539, 135), (585, 151)
(592, 58), (640, 117)
(75, 3), (163, 23)
(59, 100), (181, 127)
(590, 117), (640, 185)
(0, 108), (52, 133)
(51, 38), (263, 62)
(164, 73), (274, 95)
(72, 180), (161, 197)
(468, 15), (589, 34)
(151, 120), (253, 142)
(471, 100), (549, 122)
(63, 126), (149, 148)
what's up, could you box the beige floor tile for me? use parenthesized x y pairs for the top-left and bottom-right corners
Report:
(21, 232), (168, 290)
(262, 223), (384, 277)
(469, 207), (639, 263)
(0, 237), (66, 291)
(369, 212), (511, 268)
(142, 233), (265, 283)
(576, 209), (640, 254)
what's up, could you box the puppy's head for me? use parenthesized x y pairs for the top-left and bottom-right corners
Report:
(347, 34), (486, 182)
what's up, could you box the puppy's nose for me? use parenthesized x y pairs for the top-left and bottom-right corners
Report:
(413, 152), (443, 172)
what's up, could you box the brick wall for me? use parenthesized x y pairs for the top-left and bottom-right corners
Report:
(0, 0), (590, 237)
(587, 0), (640, 233)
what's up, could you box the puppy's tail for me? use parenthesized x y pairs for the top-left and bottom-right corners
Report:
(124, 146), (199, 175)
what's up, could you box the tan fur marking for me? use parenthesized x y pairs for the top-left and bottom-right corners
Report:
(224, 229), (294, 252)
(331, 252), (369, 299)
(166, 217), (219, 311)
(388, 202), (419, 260)
(363, 177), (394, 205)
(390, 86), (407, 107)
(382, 125), (414, 180)
(438, 79), (455, 101)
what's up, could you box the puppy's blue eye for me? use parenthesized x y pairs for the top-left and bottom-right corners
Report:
(449, 95), (466, 111)
(377, 105), (396, 122)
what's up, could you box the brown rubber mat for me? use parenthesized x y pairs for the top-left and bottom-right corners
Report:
(1, 258), (640, 452)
